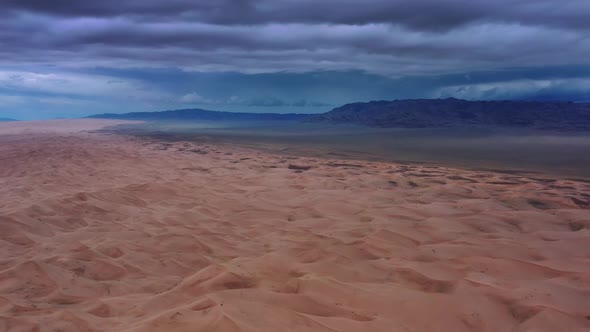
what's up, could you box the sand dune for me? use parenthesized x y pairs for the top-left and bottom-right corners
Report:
(0, 120), (589, 331)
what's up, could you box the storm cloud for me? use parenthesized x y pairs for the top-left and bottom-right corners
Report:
(0, 0), (589, 119)
(3, 0), (590, 30)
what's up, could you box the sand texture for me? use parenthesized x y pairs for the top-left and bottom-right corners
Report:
(0, 120), (589, 332)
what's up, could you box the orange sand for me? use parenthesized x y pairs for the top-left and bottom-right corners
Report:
(0, 120), (589, 331)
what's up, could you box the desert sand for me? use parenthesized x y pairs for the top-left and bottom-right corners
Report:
(0, 119), (589, 332)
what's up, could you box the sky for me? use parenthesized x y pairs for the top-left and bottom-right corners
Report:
(0, 0), (589, 120)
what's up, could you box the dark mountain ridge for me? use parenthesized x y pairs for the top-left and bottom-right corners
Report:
(88, 108), (308, 121)
(0, 118), (18, 122)
(309, 98), (590, 130)
(88, 98), (590, 130)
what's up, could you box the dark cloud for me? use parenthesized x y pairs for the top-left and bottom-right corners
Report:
(0, 0), (587, 75)
(2, 0), (590, 31)
(0, 1), (589, 119)
(0, 18), (587, 76)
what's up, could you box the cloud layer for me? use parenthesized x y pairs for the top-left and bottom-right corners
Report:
(0, 1), (589, 119)
(1, 0), (589, 73)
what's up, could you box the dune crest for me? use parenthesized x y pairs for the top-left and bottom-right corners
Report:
(0, 120), (589, 331)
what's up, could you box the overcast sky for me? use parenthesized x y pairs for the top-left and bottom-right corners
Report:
(1, 0), (589, 119)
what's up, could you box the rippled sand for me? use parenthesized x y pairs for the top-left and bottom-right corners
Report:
(0, 120), (589, 331)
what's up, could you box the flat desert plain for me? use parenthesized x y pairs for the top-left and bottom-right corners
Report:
(0, 120), (589, 332)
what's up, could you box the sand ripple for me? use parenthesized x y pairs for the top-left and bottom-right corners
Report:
(0, 120), (589, 331)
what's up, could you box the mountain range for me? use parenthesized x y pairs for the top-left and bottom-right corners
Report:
(88, 98), (590, 130)
(88, 108), (307, 121)
(309, 98), (590, 130)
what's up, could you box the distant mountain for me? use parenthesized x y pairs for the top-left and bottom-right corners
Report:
(88, 108), (310, 121)
(308, 98), (590, 130)
(88, 99), (590, 131)
(0, 118), (17, 122)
